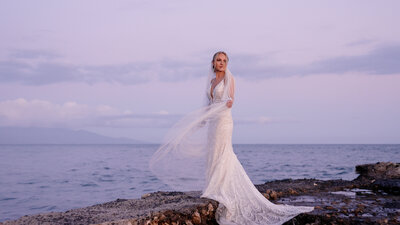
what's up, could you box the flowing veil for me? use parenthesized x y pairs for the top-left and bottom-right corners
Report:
(149, 67), (234, 192)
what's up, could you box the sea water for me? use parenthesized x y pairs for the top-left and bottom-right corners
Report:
(0, 144), (399, 222)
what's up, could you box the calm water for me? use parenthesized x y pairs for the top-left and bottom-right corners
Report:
(0, 144), (399, 222)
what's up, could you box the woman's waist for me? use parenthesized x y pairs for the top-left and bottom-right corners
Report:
(210, 97), (231, 104)
(207, 109), (232, 120)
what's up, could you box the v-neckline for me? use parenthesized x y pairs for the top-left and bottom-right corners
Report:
(210, 78), (224, 99)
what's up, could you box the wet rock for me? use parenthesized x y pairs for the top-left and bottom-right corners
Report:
(354, 162), (400, 195)
(263, 189), (281, 200)
(355, 162), (400, 182)
(1, 191), (219, 225)
(371, 179), (400, 195)
(192, 211), (201, 224)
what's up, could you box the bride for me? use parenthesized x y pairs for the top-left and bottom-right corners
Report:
(149, 51), (314, 224)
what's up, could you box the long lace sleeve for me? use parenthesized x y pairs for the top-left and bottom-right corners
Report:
(228, 76), (235, 102)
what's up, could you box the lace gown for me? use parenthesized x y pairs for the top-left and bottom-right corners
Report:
(201, 80), (314, 225)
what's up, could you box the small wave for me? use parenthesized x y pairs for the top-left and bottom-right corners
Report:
(29, 205), (48, 210)
(48, 205), (57, 210)
(1, 197), (17, 201)
(80, 183), (99, 187)
(99, 179), (115, 182)
(17, 181), (35, 185)
(336, 171), (348, 175)
(99, 175), (114, 182)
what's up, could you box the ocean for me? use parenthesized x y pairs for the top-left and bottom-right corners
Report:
(0, 144), (399, 222)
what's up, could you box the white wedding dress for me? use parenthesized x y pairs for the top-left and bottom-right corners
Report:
(150, 71), (314, 225)
(200, 80), (314, 225)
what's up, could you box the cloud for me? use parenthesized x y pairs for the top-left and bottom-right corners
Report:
(304, 44), (400, 75)
(232, 43), (400, 78)
(0, 49), (206, 85)
(0, 98), (181, 128)
(1, 44), (399, 85)
(0, 98), (290, 129)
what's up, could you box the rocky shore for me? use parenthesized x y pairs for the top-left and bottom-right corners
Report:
(1, 162), (399, 225)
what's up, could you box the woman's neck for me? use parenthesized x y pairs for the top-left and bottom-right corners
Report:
(215, 71), (225, 80)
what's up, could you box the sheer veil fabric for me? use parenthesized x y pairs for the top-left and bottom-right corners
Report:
(149, 67), (314, 224)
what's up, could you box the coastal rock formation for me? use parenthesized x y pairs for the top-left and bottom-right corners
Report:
(1, 191), (219, 225)
(1, 162), (399, 225)
(355, 162), (400, 181)
(354, 162), (400, 195)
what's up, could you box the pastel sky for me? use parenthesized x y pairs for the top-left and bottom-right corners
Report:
(0, 0), (399, 144)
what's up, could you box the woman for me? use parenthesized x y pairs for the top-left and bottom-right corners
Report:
(149, 51), (314, 225)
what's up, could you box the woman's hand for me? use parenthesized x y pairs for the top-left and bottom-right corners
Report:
(226, 100), (233, 108)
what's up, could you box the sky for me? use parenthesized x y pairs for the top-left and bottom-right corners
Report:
(0, 0), (399, 144)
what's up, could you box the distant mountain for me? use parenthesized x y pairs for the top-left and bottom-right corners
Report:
(0, 127), (146, 144)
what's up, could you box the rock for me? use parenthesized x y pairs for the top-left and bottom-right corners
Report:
(192, 211), (201, 224)
(354, 162), (400, 195)
(269, 190), (279, 200)
(288, 188), (298, 195)
(355, 162), (400, 182)
(372, 179), (400, 195)
(262, 189), (280, 200)
(207, 203), (214, 215)
(141, 193), (151, 199)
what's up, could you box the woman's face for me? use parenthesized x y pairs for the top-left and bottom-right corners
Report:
(213, 53), (228, 72)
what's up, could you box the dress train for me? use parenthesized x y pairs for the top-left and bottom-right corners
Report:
(200, 81), (314, 225)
